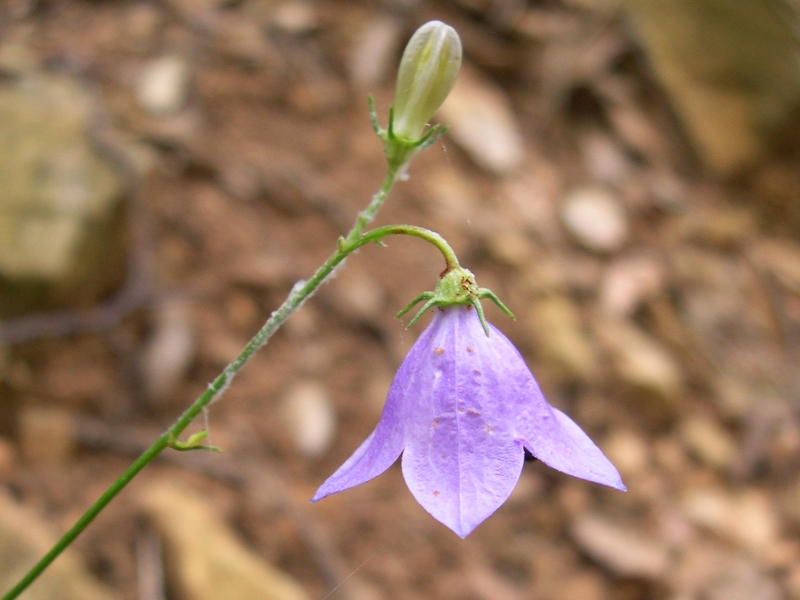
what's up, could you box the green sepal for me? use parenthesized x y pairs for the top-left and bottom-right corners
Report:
(368, 97), (448, 173)
(477, 287), (515, 320)
(396, 291), (435, 318)
(417, 124), (447, 150)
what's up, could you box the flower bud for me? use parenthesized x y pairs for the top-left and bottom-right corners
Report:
(392, 21), (462, 141)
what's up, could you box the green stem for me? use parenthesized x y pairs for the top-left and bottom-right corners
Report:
(2, 223), (459, 600)
(346, 164), (398, 242)
(357, 224), (459, 272)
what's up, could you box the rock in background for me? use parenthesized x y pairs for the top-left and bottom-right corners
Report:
(619, 0), (800, 174)
(0, 70), (126, 317)
(139, 481), (309, 600)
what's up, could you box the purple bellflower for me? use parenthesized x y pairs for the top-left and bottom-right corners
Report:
(312, 268), (625, 537)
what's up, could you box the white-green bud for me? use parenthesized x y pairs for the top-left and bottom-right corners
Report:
(392, 21), (462, 141)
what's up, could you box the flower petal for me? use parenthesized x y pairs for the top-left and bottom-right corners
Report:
(402, 307), (525, 537)
(311, 423), (403, 501)
(527, 406), (626, 490)
(479, 313), (626, 491)
(403, 433), (523, 538)
(312, 310), (441, 502)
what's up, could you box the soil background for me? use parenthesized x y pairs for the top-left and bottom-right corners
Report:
(2, 1), (800, 599)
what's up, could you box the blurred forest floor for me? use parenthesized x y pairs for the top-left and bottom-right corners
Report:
(2, 1), (800, 599)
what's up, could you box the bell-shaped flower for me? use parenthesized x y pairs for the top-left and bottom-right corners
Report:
(312, 302), (625, 537)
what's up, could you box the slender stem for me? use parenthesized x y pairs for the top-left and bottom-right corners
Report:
(1, 434), (168, 599)
(346, 164), (398, 242)
(358, 224), (459, 272)
(2, 222), (459, 600)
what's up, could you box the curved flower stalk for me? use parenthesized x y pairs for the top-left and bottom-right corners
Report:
(313, 271), (625, 538)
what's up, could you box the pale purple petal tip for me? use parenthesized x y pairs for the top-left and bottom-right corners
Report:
(403, 433), (524, 538)
(311, 425), (403, 502)
(311, 318), (430, 503)
(523, 407), (626, 491)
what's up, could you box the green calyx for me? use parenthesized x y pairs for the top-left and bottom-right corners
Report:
(396, 266), (515, 336)
(369, 95), (447, 171)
